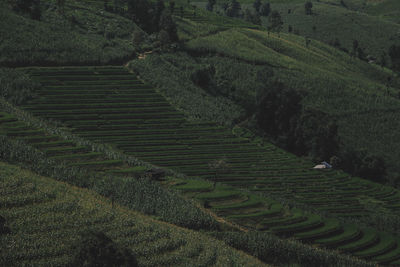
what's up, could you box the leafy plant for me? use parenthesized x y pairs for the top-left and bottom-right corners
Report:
(69, 231), (138, 267)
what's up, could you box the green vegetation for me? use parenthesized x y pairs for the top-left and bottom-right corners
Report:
(171, 177), (378, 266)
(1, 0), (400, 265)
(0, 68), (39, 104)
(0, 1), (138, 66)
(0, 109), (218, 231)
(0, 161), (265, 266)
(130, 27), (400, 185)
(191, 0), (400, 63)
(13, 66), (400, 265)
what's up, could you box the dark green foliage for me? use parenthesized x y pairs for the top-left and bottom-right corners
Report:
(305, 1), (313, 15)
(57, 0), (65, 15)
(256, 81), (302, 147)
(0, 68), (38, 105)
(190, 65), (215, 90)
(379, 52), (387, 68)
(30, 0), (40, 20)
(206, 0), (216, 11)
(352, 40), (359, 56)
(226, 0), (241, 18)
(9, 0), (41, 20)
(159, 10), (179, 43)
(253, 0), (261, 13)
(127, 0), (153, 32)
(257, 86), (340, 160)
(154, 0), (165, 32)
(169, 0), (175, 14)
(389, 45), (400, 72)
(259, 2), (270, 16)
(358, 155), (386, 182)
(340, 150), (386, 183)
(69, 231), (138, 267)
(268, 10), (283, 33)
(0, 215), (11, 235)
(244, 9), (261, 25)
(132, 28), (146, 46)
(357, 47), (366, 61)
(294, 109), (339, 161)
(255, 82), (340, 161)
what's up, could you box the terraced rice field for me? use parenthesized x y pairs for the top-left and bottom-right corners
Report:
(17, 66), (400, 264)
(0, 110), (147, 178)
(0, 162), (265, 266)
(172, 178), (400, 265)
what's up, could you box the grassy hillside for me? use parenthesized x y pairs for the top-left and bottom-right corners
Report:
(191, 0), (400, 63)
(0, 161), (266, 266)
(364, 0), (400, 24)
(11, 65), (400, 265)
(2, 0), (400, 265)
(0, 1), (137, 66)
(131, 27), (400, 182)
(269, 1), (400, 60)
(0, 102), (219, 231)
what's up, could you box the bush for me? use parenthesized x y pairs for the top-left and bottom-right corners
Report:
(256, 81), (303, 150)
(0, 68), (39, 104)
(190, 65), (215, 90)
(69, 230), (138, 267)
(0, 215), (11, 235)
(9, 0), (41, 20)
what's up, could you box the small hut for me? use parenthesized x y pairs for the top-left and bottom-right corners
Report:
(313, 161), (332, 170)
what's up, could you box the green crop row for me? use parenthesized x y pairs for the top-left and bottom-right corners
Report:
(19, 66), (400, 264)
(0, 162), (261, 266)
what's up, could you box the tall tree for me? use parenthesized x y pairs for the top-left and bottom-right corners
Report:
(226, 0), (241, 17)
(244, 9), (261, 25)
(259, 2), (270, 16)
(127, 0), (153, 32)
(268, 10), (283, 35)
(10, 0), (41, 20)
(304, 1), (313, 15)
(57, 0), (66, 15)
(159, 10), (178, 43)
(389, 45), (400, 72)
(206, 0), (216, 11)
(253, 0), (261, 13)
(352, 40), (359, 56)
(154, 0), (166, 31)
(169, 0), (175, 13)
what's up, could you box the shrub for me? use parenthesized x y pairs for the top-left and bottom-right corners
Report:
(69, 230), (138, 267)
(190, 65), (215, 90)
(9, 0), (41, 20)
(0, 68), (39, 105)
(0, 215), (11, 235)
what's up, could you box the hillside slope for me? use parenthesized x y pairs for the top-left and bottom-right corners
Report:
(191, 0), (400, 63)
(0, 1), (137, 66)
(131, 27), (400, 183)
(0, 161), (266, 266)
(13, 66), (400, 265)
